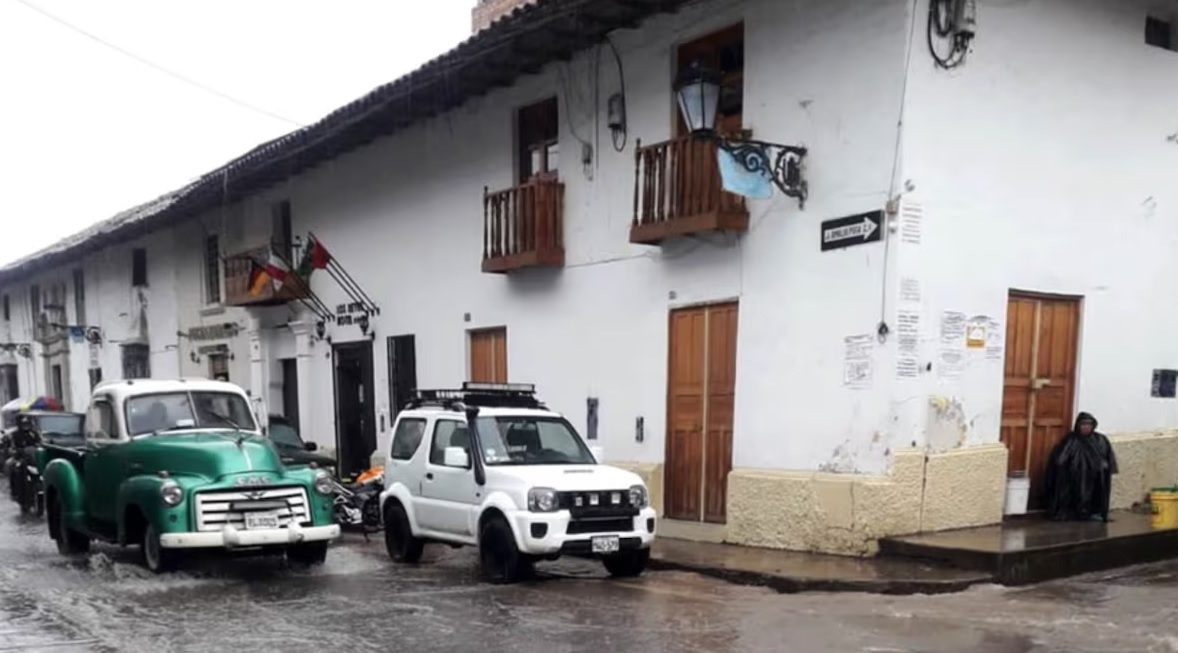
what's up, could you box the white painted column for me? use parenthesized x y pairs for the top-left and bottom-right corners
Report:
(247, 315), (269, 429)
(290, 321), (318, 449)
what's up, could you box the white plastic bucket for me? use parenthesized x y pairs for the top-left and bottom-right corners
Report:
(1004, 473), (1030, 516)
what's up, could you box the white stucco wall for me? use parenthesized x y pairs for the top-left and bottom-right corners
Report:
(236, 0), (915, 470)
(899, 0), (1178, 447)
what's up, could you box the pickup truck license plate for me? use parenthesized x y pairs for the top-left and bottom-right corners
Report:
(591, 535), (620, 554)
(244, 512), (280, 530)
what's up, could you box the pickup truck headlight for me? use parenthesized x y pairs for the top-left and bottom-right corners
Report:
(160, 481), (183, 507)
(527, 487), (559, 512)
(628, 485), (649, 509)
(313, 471), (334, 496)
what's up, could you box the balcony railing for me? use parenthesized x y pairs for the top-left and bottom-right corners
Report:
(631, 137), (749, 245)
(482, 178), (566, 273)
(224, 246), (311, 307)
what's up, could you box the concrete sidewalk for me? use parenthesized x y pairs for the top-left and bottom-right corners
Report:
(649, 538), (992, 595)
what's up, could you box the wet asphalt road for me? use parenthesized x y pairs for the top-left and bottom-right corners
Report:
(1, 501), (1178, 653)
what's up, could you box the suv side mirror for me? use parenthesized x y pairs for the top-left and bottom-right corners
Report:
(590, 446), (604, 462)
(304, 442), (318, 452)
(443, 446), (470, 469)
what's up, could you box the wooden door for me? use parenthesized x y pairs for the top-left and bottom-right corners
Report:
(469, 327), (507, 383)
(1000, 293), (1081, 509)
(665, 302), (738, 523)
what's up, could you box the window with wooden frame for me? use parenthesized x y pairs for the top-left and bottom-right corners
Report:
(675, 23), (745, 137)
(517, 97), (559, 183)
(204, 235), (222, 305)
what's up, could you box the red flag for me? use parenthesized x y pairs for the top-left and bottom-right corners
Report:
(310, 239), (331, 270)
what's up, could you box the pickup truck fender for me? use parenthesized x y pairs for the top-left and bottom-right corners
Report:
(380, 484), (422, 535)
(43, 459), (85, 530)
(115, 475), (173, 545)
(477, 491), (529, 551)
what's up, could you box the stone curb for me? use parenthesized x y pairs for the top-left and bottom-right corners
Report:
(647, 557), (993, 596)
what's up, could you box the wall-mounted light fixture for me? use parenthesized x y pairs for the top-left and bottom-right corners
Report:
(358, 313), (370, 337)
(315, 319), (327, 340)
(675, 60), (808, 208)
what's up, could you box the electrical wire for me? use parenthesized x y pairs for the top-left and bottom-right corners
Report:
(11, 0), (305, 128)
(926, 0), (970, 70)
(605, 35), (628, 153)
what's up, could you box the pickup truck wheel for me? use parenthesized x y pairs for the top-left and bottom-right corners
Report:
(479, 517), (530, 584)
(142, 523), (179, 574)
(383, 502), (424, 563)
(602, 548), (650, 578)
(287, 542), (329, 567)
(50, 495), (90, 555)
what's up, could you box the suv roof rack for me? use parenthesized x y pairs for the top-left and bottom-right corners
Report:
(405, 382), (545, 411)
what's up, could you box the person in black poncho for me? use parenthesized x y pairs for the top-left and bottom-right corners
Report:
(1044, 411), (1118, 522)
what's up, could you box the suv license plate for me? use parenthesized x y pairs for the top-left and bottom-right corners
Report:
(244, 512), (280, 530)
(591, 535), (620, 554)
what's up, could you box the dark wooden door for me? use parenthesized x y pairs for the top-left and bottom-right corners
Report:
(665, 302), (738, 523)
(1000, 293), (1081, 509)
(333, 341), (376, 478)
(281, 358), (299, 430)
(469, 327), (507, 383)
(387, 334), (417, 416)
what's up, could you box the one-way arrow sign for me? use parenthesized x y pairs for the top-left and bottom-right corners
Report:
(820, 210), (884, 252)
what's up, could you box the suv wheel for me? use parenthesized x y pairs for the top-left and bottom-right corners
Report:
(383, 502), (424, 563)
(603, 548), (650, 578)
(479, 516), (530, 584)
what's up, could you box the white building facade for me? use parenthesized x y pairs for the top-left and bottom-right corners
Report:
(3, 0), (1178, 555)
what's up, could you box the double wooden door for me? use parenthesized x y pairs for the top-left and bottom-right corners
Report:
(665, 302), (738, 523)
(1000, 292), (1081, 509)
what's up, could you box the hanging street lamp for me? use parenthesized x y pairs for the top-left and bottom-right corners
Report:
(674, 59), (808, 208)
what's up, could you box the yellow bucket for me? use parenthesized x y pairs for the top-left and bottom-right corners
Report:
(1150, 489), (1178, 529)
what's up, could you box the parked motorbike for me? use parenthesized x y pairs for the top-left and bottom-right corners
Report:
(332, 466), (383, 538)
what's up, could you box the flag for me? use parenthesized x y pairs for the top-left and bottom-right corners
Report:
(296, 237), (332, 279)
(263, 251), (289, 291)
(248, 262), (271, 296)
(717, 148), (773, 200)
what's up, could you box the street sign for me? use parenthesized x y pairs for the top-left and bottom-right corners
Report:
(820, 210), (884, 252)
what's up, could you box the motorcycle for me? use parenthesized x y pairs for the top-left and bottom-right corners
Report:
(332, 466), (384, 538)
(9, 448), (43, 517)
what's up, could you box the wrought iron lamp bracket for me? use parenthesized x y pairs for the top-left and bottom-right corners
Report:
(711, 136), (809, 209)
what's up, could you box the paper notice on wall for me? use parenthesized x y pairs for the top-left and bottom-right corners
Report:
(900, 277), (922, 304)
(897, 310), (921, 357)
(984, 320), (1006, 360)
(938, 349), (966, 381)
(940, 311), (966, 347)
(896, 357), (920, 379)
(843, 334), (874, 389)
(900, 203), (923, 246)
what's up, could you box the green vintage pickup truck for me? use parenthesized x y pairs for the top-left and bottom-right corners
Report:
(42, 378), (340, 573)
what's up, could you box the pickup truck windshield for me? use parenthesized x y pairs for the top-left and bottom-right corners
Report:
(476, 416), (595, 466)
(126, 391), (257, 437)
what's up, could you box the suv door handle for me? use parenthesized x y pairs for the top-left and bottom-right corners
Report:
(425, 472), (434, 481)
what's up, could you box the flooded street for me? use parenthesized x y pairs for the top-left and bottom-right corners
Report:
(0, 500), (1177, 652)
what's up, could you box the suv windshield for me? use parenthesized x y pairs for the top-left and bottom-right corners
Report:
(126, 391), (257, 437)
(476, 416), (595, 466)
(34, 414), (84, 442)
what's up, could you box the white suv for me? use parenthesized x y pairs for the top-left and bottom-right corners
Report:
(379, 383), (657, 583)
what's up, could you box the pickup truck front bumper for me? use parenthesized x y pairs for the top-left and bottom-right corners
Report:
(159, 523), (341, 549)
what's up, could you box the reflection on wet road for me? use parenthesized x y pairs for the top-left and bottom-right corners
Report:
(0, 500), (1177, 652)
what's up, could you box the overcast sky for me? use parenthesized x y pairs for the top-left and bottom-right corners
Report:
(0, 0), (472, 266)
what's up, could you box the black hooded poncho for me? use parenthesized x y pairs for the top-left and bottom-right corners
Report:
(1043, 412), (1118, 522)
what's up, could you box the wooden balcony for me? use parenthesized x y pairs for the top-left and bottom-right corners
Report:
(224, 247), (311, 307)
(631, 137), (749, 245)
(482, 178), (565, 274)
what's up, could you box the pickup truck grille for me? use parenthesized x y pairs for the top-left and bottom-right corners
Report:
(193, 486), (311, 532)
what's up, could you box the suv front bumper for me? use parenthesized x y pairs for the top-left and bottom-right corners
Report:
(511, 506), (657, 556)
(159, 523), (341, 549)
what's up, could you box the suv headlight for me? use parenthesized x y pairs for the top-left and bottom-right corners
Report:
(160, 481), (183, 507)
(628, 485), (649, 509)
(313, 471), (335, 496)
(527, 487), (559, 512)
